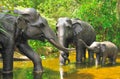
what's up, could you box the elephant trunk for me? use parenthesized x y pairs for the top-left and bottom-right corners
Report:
(43, 25), (74, 52)
(48, 39), (74, 52)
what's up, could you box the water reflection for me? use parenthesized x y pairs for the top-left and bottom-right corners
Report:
(0, 52), (120, 79)
(59, 66), (64, 79)
(0, 73), (13, 79)
(0, 72), (43, 79)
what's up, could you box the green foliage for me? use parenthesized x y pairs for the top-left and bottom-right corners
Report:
(1, 0), (120, 51)
(73, 0), (120, 47)
(37, 0), (78, 19)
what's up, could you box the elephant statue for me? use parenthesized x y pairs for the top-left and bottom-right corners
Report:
(79, 39), (118, 67)
(0, 8), (73, 73)
(56, 17), (96, 65)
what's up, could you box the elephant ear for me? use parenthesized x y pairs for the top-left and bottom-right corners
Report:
(72, 19), (82, 35)
(66, 19), (72, 27)
(100, 44), (106, 52)
(15, 16), (28, 30)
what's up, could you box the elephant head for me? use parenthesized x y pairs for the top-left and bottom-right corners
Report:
(88, 42), (106, 53)
(79, 39), (106, 53)
(56, 17), (83, 46)
(14, 8), (73, 52)
(56, 17), (73, 46)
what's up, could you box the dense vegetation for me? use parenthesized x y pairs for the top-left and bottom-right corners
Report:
(0, 0), (120, 52)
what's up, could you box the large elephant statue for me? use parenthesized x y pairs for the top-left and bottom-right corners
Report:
(56, 17), (96, 65)
(79, 39), (118, 67)
(0, 8), (73, 73)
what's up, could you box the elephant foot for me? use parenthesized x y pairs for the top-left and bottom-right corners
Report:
(76, 61), (82, 64)
(33, 70), (44, 74)
(59, 60), (66, 66)
(33, 65), (44, 74)
(112, 61), (116, 65)
(60, 59), (70, 66)
(33, 72), (43, 79)
(2, 70), (13, 74)
(66, 59), (70, 64)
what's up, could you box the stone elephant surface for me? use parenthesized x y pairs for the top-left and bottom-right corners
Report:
(0, 8), (73, 73)
(79, 39), (118, 67)
(56, 17), (96, 65)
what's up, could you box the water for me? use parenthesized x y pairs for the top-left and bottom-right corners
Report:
(0, 52), (120, 79)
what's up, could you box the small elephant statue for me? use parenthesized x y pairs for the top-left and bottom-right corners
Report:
(79, 39), (118, 67)
(56, 17), (96, 65)
(0, 8), (73, 73)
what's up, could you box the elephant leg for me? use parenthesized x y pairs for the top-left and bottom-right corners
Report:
(76, 45), (86, 64)
(17, 43), (43, 73)
(109, 57), (113, 64)
(101, 56), (106, 66)
(59, 52), (65, 65)
(59, 41), (69, 65)
(95, 53), (101, 67)
(2, 72), (13, 79)
(112, 59), (116, 65)
(88, 50), (94, 64)
(82, 49), (86, 63)
(2, 38), (14, 73)
(111, 56), (116, 65)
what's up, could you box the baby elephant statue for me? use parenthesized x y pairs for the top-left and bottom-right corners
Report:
(79, 39), (118, 67)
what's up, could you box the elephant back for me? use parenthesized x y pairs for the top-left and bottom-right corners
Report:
(101, 41), (118, 52)
(72, 19), (94, 31)
(71, 19), (96, 45)
(71, 19), (95, 36)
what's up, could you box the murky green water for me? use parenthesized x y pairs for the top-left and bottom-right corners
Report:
(0, 52), (120, 79)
